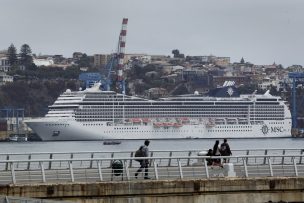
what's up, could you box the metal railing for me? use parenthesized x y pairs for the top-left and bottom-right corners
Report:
(0, 148), (303, 168)
(1, 153), (304, 185)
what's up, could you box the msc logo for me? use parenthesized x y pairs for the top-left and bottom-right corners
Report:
(261, 125), (284, 134)
(271, 126), (284, 133)
(261, 125), (269, 135)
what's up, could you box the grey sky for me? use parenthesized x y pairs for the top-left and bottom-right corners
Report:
(1, 0), (303, 67)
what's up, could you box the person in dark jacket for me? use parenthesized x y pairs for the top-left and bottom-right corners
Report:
(212, 140), (221, 165)
(135, 140), (150, 179)
(206, 149), (213, 166)
(220, 139), (232, 163)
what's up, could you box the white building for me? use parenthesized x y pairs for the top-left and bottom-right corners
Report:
(0, 72), (13, 86)
(258, 77), (280, 90)
(0, 56), (11, 72)
(33, 58), (54, 67)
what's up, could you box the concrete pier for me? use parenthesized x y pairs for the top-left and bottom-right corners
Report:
(1, 177), (304, 203)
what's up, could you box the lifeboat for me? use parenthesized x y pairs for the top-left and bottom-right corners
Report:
(153, 122), (163, 128)
(166, 122), (174, 127)
(174, 123), (183, 128)
(142, 118), (150, 123)
(180, 117), (189, 123)
(131, 118), (141, 123)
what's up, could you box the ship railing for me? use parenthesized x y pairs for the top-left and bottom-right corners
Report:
(0, 148), (304, 171)
(0, 154), (304, 185)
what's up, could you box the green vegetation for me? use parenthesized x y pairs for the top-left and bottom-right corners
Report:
(0, 80), (80, 117)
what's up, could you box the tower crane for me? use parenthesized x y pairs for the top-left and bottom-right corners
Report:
(104, 18), (128, 94)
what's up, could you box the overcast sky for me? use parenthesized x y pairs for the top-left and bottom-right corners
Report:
(1, 0), (303, 67)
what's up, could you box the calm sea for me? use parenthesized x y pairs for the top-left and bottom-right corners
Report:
(0, 138), (303, 154)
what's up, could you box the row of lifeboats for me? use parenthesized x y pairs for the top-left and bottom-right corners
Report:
(153, 122), (183, 128)
(127, 117), (189, 123)
(127, 118), (150, 123)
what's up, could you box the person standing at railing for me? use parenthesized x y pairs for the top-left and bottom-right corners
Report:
(135, 140), (150, 179)
(220, 138), (232, 163)
(212, 140), (221, 166)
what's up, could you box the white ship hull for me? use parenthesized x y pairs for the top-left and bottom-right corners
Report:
(25, 117), (291, 141)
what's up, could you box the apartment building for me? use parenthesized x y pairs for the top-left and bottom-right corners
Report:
(94, 54), (110, 67)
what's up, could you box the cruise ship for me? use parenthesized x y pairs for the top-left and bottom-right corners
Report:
(24, 83), (292, 141)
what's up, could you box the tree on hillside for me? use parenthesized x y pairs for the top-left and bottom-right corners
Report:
(172, 49), (180, 58)
(7, 43), (18, 67)
(77, 54), (92, 68)
(172, 49), (185, 58)
(20, 44), (33, 69)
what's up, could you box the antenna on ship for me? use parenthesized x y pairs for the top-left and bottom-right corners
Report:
(117, 18), (128, 94)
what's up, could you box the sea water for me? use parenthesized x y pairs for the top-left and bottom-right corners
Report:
(0, 138), (303, 154)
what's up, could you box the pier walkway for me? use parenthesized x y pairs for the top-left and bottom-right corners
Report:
(0, 148), (303, 185)
(0, 148), (304, 202)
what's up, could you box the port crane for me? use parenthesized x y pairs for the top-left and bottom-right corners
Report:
(104, 18), (128, 94)
(79, 18), (128, 92)
(288, 72), (304, 129)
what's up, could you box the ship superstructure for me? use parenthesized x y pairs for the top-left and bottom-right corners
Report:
(24, 83), (291, 141)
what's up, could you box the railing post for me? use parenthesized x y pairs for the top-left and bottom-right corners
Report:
(11, 162), (16, 184)
(40, 162), (46, 183)
(5, 155), (9, 171)
(97, 161), (103, 181)
(178, 159), (183, 179)
(246, 150), (249, 164)
(90, 153), (94, 168)
(168, 152), (173, 166)
(187, 151), (192, 166)
(268, 157), (273, 177)
(70, 153), (74, 163)
(203, 159), (209, 178)
(130, 152), (134, 167)
(293, 157), (298, 177)
(49, 153), (53, 169)
(263, 150), (268, 164)
(300, 150), (303, 164)
(153, 160), (159, 180)
(281, 150), (285, 164)
(243, 158), (248, 178)
(69, 161), (74, 182)
(124, 160), (130, 181)
(27, 154), (31, 170)
(149, 152), (153, 167)
(111, 152), (114, 166)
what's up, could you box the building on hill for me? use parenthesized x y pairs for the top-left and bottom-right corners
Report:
(33, 58), (54, 67)
(0, 56), (10, 72)
(150, 55), (169, 62)
(212, 57), (230, 67)
(124, 53), (150, 64)
(93, 54), (110, 67)
(0, 72), (13, 86)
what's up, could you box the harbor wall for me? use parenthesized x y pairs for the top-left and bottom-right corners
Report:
(0, 177), (304, 203)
